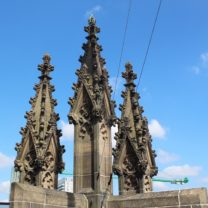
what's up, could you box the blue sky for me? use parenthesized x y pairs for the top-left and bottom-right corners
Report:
(0, 0), (208, 201)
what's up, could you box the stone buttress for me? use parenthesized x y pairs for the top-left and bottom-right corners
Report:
(113, 63), (158, 195)
(68, 17), (116, 208)
(14, 54), (65, 189)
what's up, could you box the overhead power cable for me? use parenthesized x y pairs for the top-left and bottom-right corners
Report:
(113, 0), (132, 100)
(99, 2), (133, 207)
(109, 0), (163, 199)
(91, 0), (163, 204)
(136, 0), (163, 90)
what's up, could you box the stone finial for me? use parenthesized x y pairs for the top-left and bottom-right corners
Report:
(42, 53), (51, 64)
(84, 17), (100, 38)
(88, 15), (96, 25)
(122, 62), (137, 86)
(38, 53), (54, 77)
(125, 62), (133, 71)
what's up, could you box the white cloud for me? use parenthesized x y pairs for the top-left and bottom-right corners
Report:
(156, 149), (179, 164)
(0, 181), (10, 194)
(86, 5), (102, 17)
(158, 164), (202, 178)
(153, 181), (168, 191)
(60, 120), (74, 141)
(192, 66), (200, 75)
(0, 152), (14, 168)
(111, 125), (118, 148)
(192, 52), (208, 75)
(200, 52), (208, 67)
(201, 177), (208, 183)
(148, 119), (166, 139)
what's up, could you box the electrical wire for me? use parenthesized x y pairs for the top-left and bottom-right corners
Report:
(99, 2), (133, 204)
(68, 0), (163, 205)
(113, 0), (132, 100)
(136, 0), (163, 90)
(108, 0), (163, 200)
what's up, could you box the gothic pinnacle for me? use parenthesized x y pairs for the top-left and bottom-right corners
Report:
(14, 55), (64, 189)
(68, 20), (116, 207)
(113, 63), (157, 194)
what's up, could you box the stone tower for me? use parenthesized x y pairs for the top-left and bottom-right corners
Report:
(113, 63), (158, 195)
(68, 17), (116, 208)
(14, 54), (65, 189)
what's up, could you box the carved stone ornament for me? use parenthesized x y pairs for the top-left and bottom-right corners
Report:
(14, 55), (65, 189)
(68, 18), (116, 208)
(113, 63), (158, 194)
(68, 17), (116, 128)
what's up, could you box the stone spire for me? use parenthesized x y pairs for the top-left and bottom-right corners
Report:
(113, 63), (158, 195)
(68, 17), (116, 208)
(14, 54), (65, 189)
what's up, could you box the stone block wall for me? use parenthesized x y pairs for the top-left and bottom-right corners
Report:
(107, 188), (208, 208)
(10, 183), (88, 208)
(10, 183), (208, 208)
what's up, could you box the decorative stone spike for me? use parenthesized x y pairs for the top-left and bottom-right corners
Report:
(68, 18), (116, 208)
(113, 63), (158, 195)
(14, 54), (65, 190)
